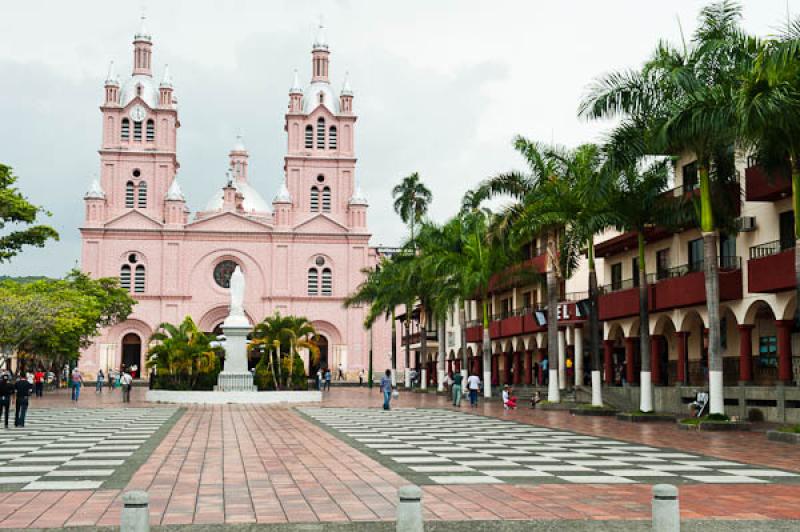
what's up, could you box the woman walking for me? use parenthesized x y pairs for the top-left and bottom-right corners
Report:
(380, 369), (394, 410)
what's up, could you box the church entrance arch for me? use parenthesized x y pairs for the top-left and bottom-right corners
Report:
(121, 333), (142, 375)
(315, 335), (329, 374)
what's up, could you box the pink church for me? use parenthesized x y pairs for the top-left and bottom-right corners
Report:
(79, 20), (392, 379)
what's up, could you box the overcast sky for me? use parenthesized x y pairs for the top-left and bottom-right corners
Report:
(0, 0), (797, 277)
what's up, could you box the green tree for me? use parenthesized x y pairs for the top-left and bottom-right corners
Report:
(392, 172), (433, 247)
(147, 316), (219, 390)
(249, 313), (318, 390)
(580, 1), (756, 414)
(0, 164), (59, 262)
(739, 17), (800, 331)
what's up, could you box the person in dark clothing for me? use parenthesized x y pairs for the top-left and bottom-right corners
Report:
(14, 374), (33, 427)
(0, 374), (13, 428)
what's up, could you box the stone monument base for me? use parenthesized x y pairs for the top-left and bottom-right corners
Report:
(215, 372), (257, 392)
(146, 390), (322, 404)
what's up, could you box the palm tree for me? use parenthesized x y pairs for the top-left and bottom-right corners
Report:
(474, 137), (566, 401)
(147, 316), (217, 389)
(580, 1), (756, 415)
(604, 148), (674, 412)
(739, 18), (800, 332)
(344, 255), (413, 382)
(392, 172), (433, 247)
(250, 312), (319, 390)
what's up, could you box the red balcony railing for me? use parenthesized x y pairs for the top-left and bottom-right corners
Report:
(748, 241), (795, 293)
(745, 164), (791, 202)
(400, 329), (438, 346)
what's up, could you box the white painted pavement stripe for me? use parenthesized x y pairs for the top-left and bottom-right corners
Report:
(45, 470), (114, 477)
(683, 475), (766, 483)
(0, 466), (57, 473)
(482, 469), (554, 477)
(23, 480), (104, 490)
(718, 469), (799, 477)
(409, 466), (476, 473)
(0, 476), (40, 484)
(603, 469), (677, 477)
(430, 475), (502, 484)
(61, 459), (126, 467)
(560, 475), (636, 483)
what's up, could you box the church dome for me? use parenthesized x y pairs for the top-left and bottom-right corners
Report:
(204, 179), (272, 214)
(303, 82), (339, 114)
(120, 74), (159, 108)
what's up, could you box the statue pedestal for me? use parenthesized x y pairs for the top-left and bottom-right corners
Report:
(216, 323), (256, 392)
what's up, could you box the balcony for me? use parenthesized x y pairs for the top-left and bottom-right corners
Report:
(487, 251), (548, 293)
(745, 164), (791, 202)
(400, 329), (438, 347)
(598, 257), (743, 320)
(748, 241), (795, 293)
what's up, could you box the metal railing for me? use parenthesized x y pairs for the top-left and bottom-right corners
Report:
(749, 240), (784, 260)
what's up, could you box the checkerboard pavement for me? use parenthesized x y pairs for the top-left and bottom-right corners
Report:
(299, 407), (800, 486)
(0, 407), (180, 491)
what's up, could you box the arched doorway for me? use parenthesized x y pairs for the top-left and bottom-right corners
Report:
(314, 335), (329, 374)
(121, 333), (141, 375)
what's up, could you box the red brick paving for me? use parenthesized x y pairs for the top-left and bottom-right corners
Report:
(0, 386), (798, 528)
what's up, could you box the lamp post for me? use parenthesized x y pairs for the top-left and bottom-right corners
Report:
(368, 325), (374, 388)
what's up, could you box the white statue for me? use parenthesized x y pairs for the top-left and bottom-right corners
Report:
(229, 266), (245, 319)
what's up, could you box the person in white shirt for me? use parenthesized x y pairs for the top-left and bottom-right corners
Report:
(121, 371), (133, 403)
(466, 373), (481, 408)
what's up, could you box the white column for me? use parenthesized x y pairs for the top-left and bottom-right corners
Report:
(420, 368), (427, 390)
(437, 320), (446, 392)
(558, 328), (566, 390)
(574, 326), (583, 387)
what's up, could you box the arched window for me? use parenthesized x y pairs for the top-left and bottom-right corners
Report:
(134, 265), (146, 293)
(316, 117), (325, 147)
(121, 118), (130, 140)
(125, 181), (135, 208)
(321, 268), (332, 296)
(305, 125), (313, 148)
(137, 181), (147, 208)
(322, 186), (331, 212)
(307, 268), (319, 296)
(328, 126), (337, 149)
(146, 119), (155, 141)
(133, 120), (142, 141)
(120, 264), (131, 291)
(310, 186), (320, 212)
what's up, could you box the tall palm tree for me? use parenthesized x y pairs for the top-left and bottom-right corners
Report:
(580, 1), (756, 415)
(547, 143), (615, 407)
(392, 172), (433, 247)
(739, 18), (800, 332)
(475, 137), (567, 401)
(250, 312), (318, 390)
(344, 256), (413, 381)
(605, 149), (673, 412)
(147, 316), (217, 389)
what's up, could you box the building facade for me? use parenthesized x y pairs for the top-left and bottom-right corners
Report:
(79, 21), (391, 378)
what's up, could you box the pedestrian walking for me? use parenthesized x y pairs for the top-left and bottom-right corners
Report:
(324, 368), (331, 391)
(33, 369), (44, 397)
(96, 369), (104, 393)
(337, 363), (345, 381)
(14, 373), (33, 427)
(70, 368), (83, 402)
(358, 368), (365, 386)
(316, 368), (323, 390)
(380, 369), (393, 410)
(452, 371), (463, 407)
(121, 370), (133, 403)
(0, 374), (12, 428)
(466, 372), (481, 408)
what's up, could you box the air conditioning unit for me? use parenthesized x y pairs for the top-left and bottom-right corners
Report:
(736, 216), (756, 232)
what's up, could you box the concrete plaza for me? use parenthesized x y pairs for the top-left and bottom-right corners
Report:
(0, 386), (798, 529)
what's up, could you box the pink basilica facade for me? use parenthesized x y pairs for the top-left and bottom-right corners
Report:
(79, 22), (392, 378)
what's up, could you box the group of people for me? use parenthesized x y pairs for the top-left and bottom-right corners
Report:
(68, 366), (134, 403)
(0, 372), (34, 428)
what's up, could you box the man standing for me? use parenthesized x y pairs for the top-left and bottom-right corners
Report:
(121, 370), (133, 403)
(337, 363), (345, 381)
(14, 373), (33, 427)
(33, 369), (44, 397)
(71, 368), (83, 402)
(96, 369), (105, 393)
(0, 374), (13, 428)
(380, 369), (393, 410)
(466, 372), (481, 408)
(452, 371), (463, 407)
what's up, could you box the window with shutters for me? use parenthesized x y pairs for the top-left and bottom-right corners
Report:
(121, 118), (130, 140)
(134, 265), (146, 293)
(133, 120), (142, 141)
(321, 268), (332, 296)
(307, 268), (319, 296)
(146, 119), (155, 141)
(305, 125), (313, 148)
(322, 186), (331, 212)
(137, 181), (147, 208)
(120, 265), (131, 291)
(125, 181), (135, 208)
(310, 186), (320, 211)
(316, 117), (325, 147)
(328, 126), (337, 149)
